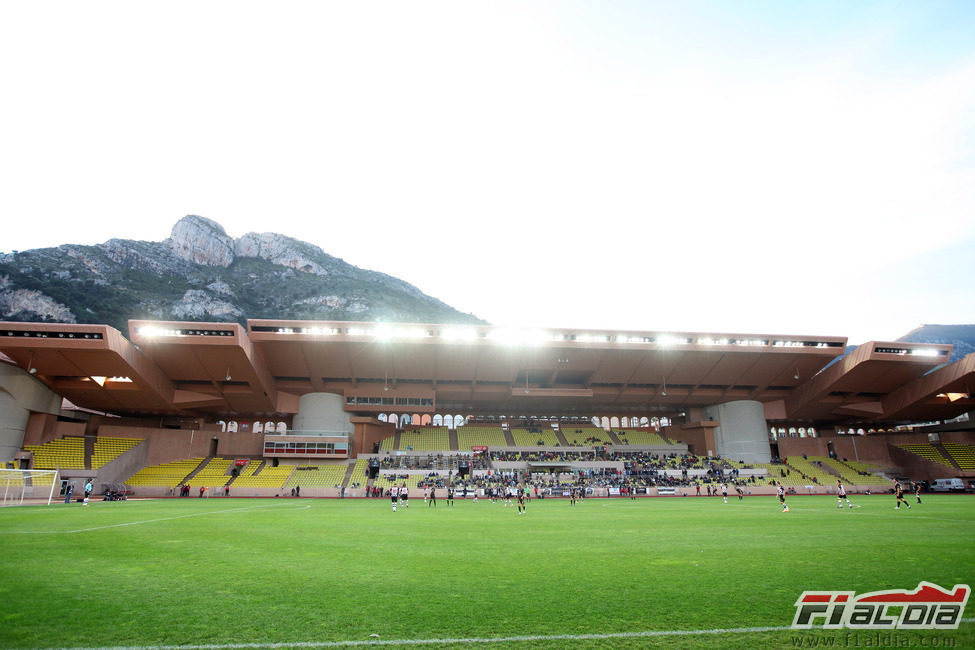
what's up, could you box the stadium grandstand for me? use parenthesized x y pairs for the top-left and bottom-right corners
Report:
(1, 318), (973, 500)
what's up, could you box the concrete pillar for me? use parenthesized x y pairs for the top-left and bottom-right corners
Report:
(291, 393), (352, 434)
(710, 400), (771, 463)
(0, 391), (29, 463)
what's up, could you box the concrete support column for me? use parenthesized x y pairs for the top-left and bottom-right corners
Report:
(710, 400), (771, 463)
(291, 393), (352, 434)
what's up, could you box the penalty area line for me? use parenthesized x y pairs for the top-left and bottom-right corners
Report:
(59, 619), (975, 649)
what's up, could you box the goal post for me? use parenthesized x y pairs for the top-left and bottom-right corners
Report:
(0, 468), (59, 506)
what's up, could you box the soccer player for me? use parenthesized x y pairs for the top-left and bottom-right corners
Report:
(721, 482), (728, 503)
(776, 481), (789, 512)
(895, 481), (911, 510)
(390, 484), (399, 512)
(400, 483), (409, 508)
(735, 484), (743, 501)
(447, 485), (454, 507)
(517, 485), (526, 515)
(428, 486), (437, 508)
(570, 486), (577, 506)
(836, 480), (852, 509)
(423, 486), (429, 504)
(913, 481), (922, 505)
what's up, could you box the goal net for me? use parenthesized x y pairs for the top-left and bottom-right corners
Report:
(0, 468), (59, 506)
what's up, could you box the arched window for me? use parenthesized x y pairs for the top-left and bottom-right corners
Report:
(788, 427), (797, 438)
(253, 422), (264, 434)
(421, 414), (432, 426)
(600, 416), (610, 429)
(770, 427), (777, 440)
(857, 428), (865, 436)
(798, 427), (806, 438)
(227, 421), (239, 433)
(389, 413), (399, 427)
(640, 417), (649, 428)
(808, 427), (817, 438)
(456, 414), (467, 427)
(610, 416), (620, 429)
(217, 420), (226, 432)
(432, 414), (443, 426)
(379, 413), (388, 423)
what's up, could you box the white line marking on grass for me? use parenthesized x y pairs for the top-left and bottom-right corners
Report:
(0, 504), (312, 535)
(52, 619), (975, 649)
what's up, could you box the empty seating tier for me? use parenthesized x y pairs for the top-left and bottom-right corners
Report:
(806, 457), (886, 486)
(897, 444), (953, 467)
(91, 437), (143, 469)
(125, 458), (205, 488)
(192, 457), (235, 488)
(614, 429), (673, 446)
(561, 426), (610, 446)
(347, 459), (370, 488)
(398, 427), (451, 451)
(509, 428), (562, 447)
(231, 465), (295, 489)
(457, 426), (507, 450)
(285, 464), (348, 488)
(24, 437), (86, 470)
(783, 456), (839, 486)
(942, 443), (975, 470)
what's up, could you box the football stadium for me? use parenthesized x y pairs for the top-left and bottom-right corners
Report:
(0, 319), (973, 648)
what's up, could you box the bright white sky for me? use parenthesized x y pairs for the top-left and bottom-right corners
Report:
(1, 1), (973, 344)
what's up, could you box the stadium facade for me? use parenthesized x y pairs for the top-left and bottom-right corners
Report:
(1, 319), (973, 494)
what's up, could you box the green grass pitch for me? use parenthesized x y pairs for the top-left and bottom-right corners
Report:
(1, 494), (973, 649)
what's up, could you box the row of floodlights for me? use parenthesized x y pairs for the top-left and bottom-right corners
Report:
(258, 326), (843, 349)
(2, 330), (102, 339)
(875, 346), (945, 357)
(137, 327), (234, 338)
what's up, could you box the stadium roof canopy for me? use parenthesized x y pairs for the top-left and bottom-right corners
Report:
(0, 319), (971, 426)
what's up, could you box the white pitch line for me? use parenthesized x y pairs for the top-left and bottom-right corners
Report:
(0, 504), (312, 535)
(50, 618), (975, 650)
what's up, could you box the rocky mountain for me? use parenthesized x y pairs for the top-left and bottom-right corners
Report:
(897, 324), (975, 364)
(0, 215), (484, 335)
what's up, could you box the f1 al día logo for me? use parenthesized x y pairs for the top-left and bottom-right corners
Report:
(793, 582), (969, 630)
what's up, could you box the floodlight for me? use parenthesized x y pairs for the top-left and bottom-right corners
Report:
(373, 324), (393, 341)
(443, 327), (478, 342)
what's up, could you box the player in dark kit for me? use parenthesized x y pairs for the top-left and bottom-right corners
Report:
(446, 485), (454, 506)
(912, 481), (922, 504)
(428, 486), (437, 507)
(895, 481), (911, 509)
(517, 486), (526, 515)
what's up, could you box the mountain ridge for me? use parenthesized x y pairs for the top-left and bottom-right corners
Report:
(0, 215), (484, 335)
